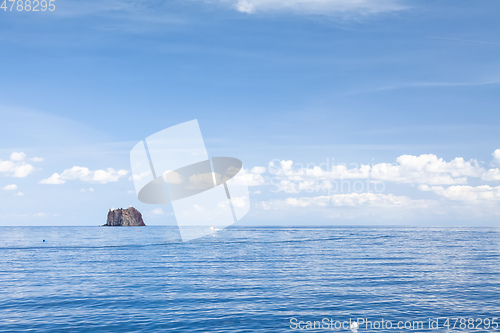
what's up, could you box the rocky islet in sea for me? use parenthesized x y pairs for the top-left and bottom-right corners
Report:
(103, 207), (146, 226)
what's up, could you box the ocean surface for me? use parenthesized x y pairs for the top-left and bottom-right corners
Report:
(0, 226), (499, 332)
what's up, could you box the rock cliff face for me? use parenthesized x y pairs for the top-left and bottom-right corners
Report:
(104, 207), (146, 226)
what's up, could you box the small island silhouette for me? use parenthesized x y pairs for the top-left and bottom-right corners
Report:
(103, 207), (146, 226)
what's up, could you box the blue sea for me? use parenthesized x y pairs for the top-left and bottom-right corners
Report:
(0, 226), (499, 332)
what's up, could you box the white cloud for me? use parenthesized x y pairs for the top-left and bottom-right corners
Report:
(372, 154), (482, 184)
(92, 169), (128, 183)
(16, 192), (24, 196)
(131, 171), (152, 182)
(250, 166), (266, 174)
(40, 173), (66, 185)
(30, 157), (44, 162)
(265, 153), (491, 194)
(272, 179), (332, 194)
(40, 166), (128, 184)
(187, 173), (216, 190)
(3, 184), (17, 191)
(329, 193), (412, 207)
(204, 0), (405, 15)
(231, 195), (249, 208)
(0, 212), (56, 219)
(258, 193), (428, 210)
(419, 185), (500, 202)
(0, 152), (36, 178)
(248, 150), (500, 221)
(269, 159), (370, 180)
(231, 167), (266, 186)
(482, 168), (500, 181)
(151, 208), (165, 215)
(10, 152), (26, 161)
(12, 164), (35, 178)
(162, 171), (183, 184)
(492, 149), (500, 166)
(80, 187), (95, 192)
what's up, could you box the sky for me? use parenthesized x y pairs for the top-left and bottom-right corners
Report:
(1, 0), (499, 226)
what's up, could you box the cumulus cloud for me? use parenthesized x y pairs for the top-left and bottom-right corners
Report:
(372, 154), (483, 184)
(40, 173), (65, 185)
(231, 195), (249, 208)
(131, 171), (152, 183)
(482, 168), (500, 181)
(480, 149), (500, 180)
(230, 167), (266, 186)
(3, 184), (18, 191)
(246, 151), (500, 215)
(264, 153), (493, 194)
(40, 166), (128, 184)
(492, 149), (500, 166)
(187, 173), (216, 190)
(419, 185), (500, 202)
(2, 184), (24, 197)
(269, 159), (370, 180)
(247, 151), (500, 219)
(0, 152), (37, 178)
(203, 0), (405, 15)
(250, 166), (266, 174)
(258, 193), (429, 210)
(10, 152), (26, 161)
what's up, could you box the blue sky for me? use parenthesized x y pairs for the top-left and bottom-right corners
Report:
(1, 0), (500, 226)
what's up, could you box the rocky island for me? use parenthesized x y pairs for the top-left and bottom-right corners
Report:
(103, 207), (146, 226)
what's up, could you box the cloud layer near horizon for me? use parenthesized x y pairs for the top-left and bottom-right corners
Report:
(4, 149), (500, 222)
(241, 150), (500, 216)
(247, 151), (500, 194)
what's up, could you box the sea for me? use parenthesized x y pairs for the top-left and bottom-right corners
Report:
(0, 226), (499, 332)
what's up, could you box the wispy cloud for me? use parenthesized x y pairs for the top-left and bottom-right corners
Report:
(45, 0), (188, 31)
(199, 0), (406, 15)
(0, 212), (49, 219)
(427, 36), (500, 46)
(373, 79), (500, 92)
